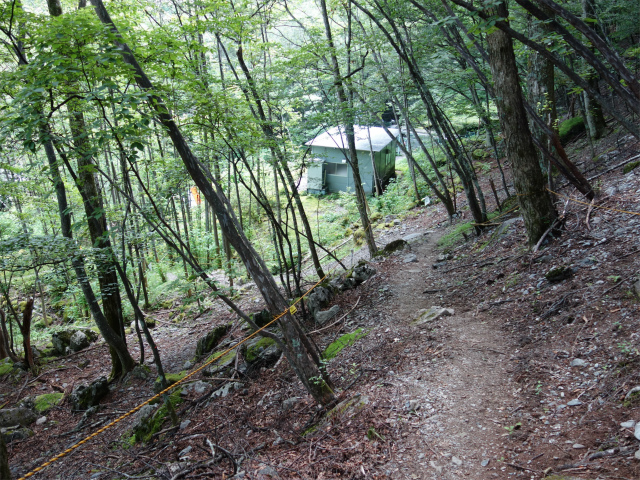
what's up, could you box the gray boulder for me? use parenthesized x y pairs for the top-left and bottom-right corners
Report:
(0, 408), (38, 428)
(69, 331), (90, 352)
(352, 263), (376, 284)
(52, 329), (98, 355)
(315, 305), (340, 325)
(306, 286), (333, 317)
(70, 376), (109, 411)
(1, 427), (34, 443)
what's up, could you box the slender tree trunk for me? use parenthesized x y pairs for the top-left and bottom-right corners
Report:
(485, 1), (557, 244)
(319, 0), (376, 256)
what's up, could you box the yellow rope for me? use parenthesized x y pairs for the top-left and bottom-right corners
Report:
(547, 188), (640, 216)
(18, 275), (328, 480)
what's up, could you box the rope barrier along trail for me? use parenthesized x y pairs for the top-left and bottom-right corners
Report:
(547, 188), (640, 216)
(18, 275), (328, 480)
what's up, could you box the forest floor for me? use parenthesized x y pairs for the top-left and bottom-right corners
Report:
(2, 126), (640, 480)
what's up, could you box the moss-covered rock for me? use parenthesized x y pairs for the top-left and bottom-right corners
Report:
(323, 329), (367, 360)
(34, 393), (64, 413)
(195, 323), (231, 358)
(383, 239), (407, 254)
(559, 116), (585, 144)
(70, 377), (109, 411)
(153, 371), (187, 394)
(472, 148), (489, 160)
(203, 350), (237, 377)
(129, 391), (183, 444)
(623, 160), (640, 174)
(546, 266), (574, 283)
(0, 359), (14, 376)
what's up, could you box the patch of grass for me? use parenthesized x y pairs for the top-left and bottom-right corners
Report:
(323, 329), (368, 360)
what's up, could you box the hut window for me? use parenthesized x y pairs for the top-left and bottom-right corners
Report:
(326, 163), (348, 177)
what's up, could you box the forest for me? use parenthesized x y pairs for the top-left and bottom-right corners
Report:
(0, 0), (639, 478)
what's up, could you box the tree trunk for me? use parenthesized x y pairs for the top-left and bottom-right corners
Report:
(319, 0), (376, 256)
(581, 0), (606, 140)
(89, 0), (335, 406)
(485, 1), (557, 245)
(44, 0), (133, 379)
(0, 432), (10, 480)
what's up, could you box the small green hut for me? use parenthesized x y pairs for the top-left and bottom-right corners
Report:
(305, 126), (399, 195)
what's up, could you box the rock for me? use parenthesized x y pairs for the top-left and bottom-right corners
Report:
(257, 465), (279, 478)
(195, 323), (231, 358)
(1, 427), (34, 443)
(178, 446), (192, 458)
(635, 423), (640, 441)
(403, 254), (418, 263)
(567, 399), (583, 406)
(0, 408), (38, 428)
(52, 329), (98, 355)
(351, 263), (376, 284)
(621, 420), (636, 429)
(69, 331), (90, 352)
(249, 309), (272, 329)
(33, 392), (64, 413)
(404, 399), (420, 412)
(481, 459), (490, 467)
(570, 359), (587, 367)
(546, 266), (574, 283)
(70, 377), (109, 411)
(535, 255), (553, 264)
(383, 239), (407, 254)
(573, 443), (585, 449)
(0, 358), (14, 376)
(183, 360), (193, 370)
(282, 397), (299, 412)
(315, 305), (340, 325)
(624, 386), (640, 400)
(130, 404), (156, 440)
(577, 257), (597, 268)
(413, 307), (454, 325)
(403, 233), (423, 242)
(153, 372), (187, 394)
(211, 382), (243, 399)
(437, 253), (453, 262)
(604, 186), (618, 196)
(51, 330), (74, 355)
(203, 351), (237, 377)
(451, 456), (463, 466)
(179, 419), (191, 430)
(36, 416), (47, 425)
(244, 337), (281, 367)
(187, 381), (209, 395)
(632, 280), (640, 300)
(306, 287), (333, 316)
